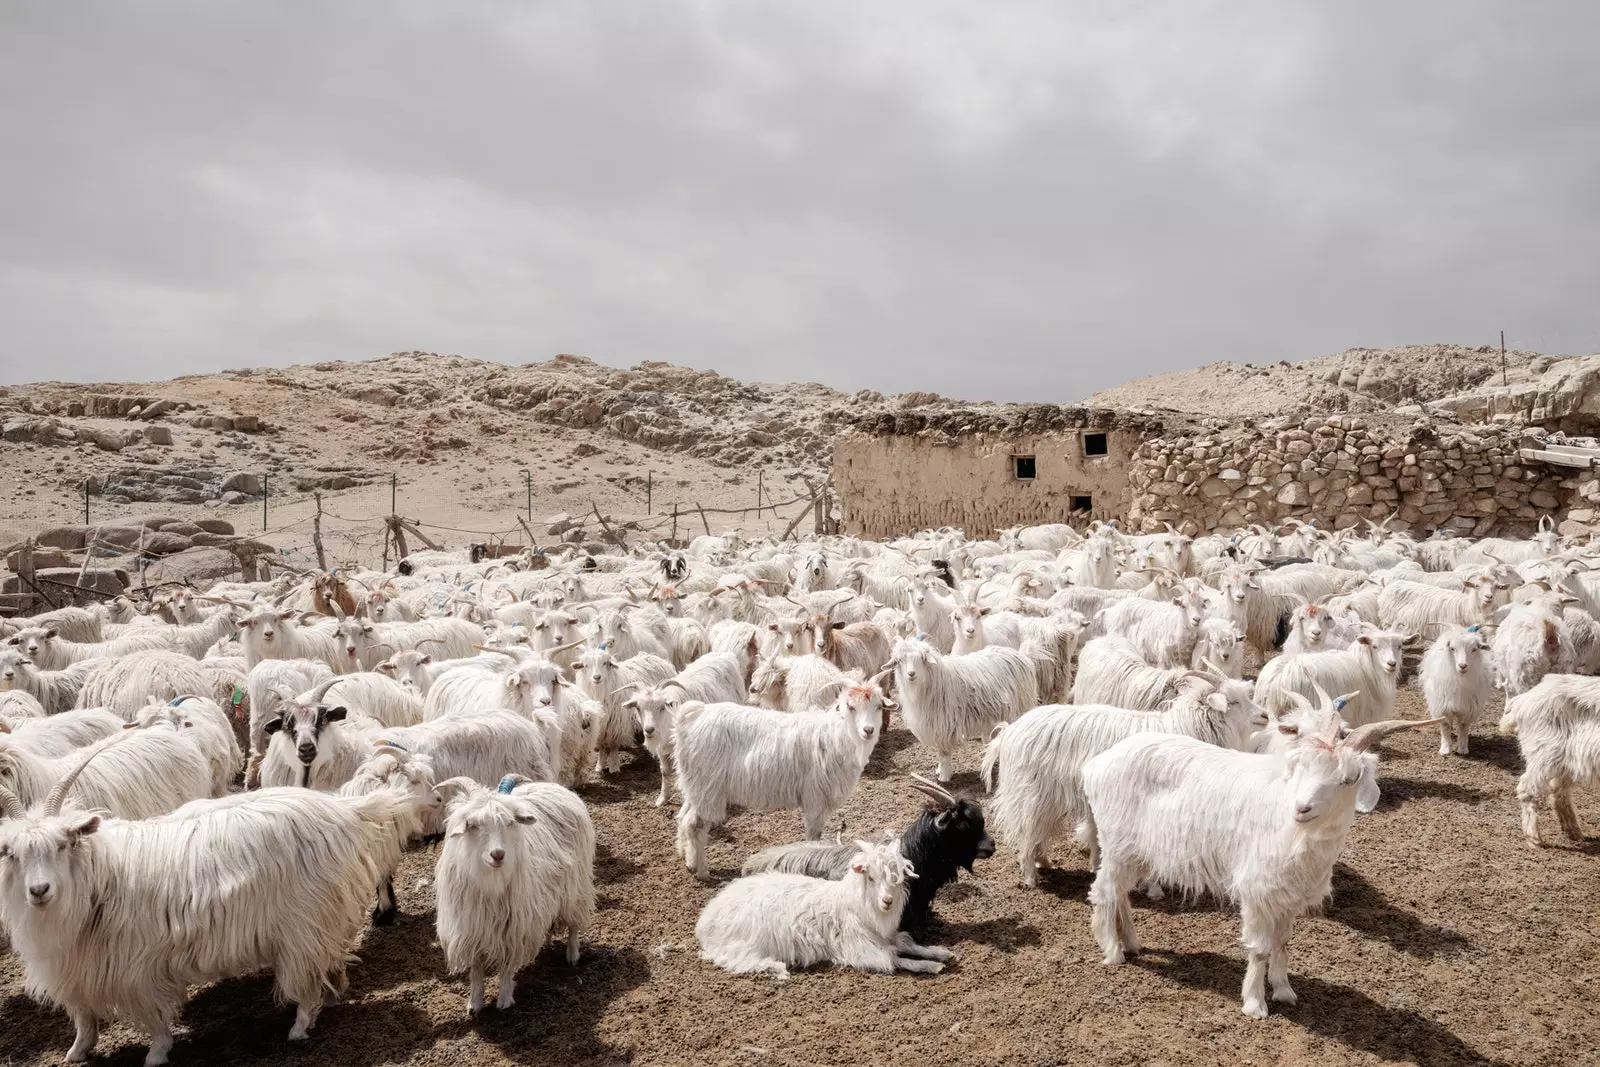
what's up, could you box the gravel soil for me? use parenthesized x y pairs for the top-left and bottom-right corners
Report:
(3, 685), (1596, 1067)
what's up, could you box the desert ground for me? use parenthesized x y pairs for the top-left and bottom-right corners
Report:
(2, 682), (1594, 1067)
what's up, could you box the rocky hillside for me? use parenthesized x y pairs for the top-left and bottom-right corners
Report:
(1086, 343), (1553, 418)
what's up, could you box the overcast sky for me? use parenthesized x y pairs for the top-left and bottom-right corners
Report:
(1, 2), (1596, 400)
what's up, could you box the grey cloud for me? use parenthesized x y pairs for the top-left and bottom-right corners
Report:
(1, 1), (1595, 398)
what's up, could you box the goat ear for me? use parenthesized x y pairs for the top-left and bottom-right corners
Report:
(831, 621), (846, 630)
(68, 814), (100, 839)
(420, 654), (432, 665)
(44, 628), (58, 639)
(263, 717), (285, 735)
(1357, 634), (1373, 646)
(934, 809), (952, 828)
(1276, 722), (1299, 736)
(323, 706), (348, 723)
(851, 862), (866, 874)
(505, 675), (522, 690)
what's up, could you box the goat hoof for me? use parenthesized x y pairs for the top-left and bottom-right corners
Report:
(1241, 1001), (1269, 1020)
(1271, 987), (1298, 1005)
(371, 904), (398, 927)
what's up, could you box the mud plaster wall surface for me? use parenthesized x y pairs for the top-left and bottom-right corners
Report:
(835, 430), (1137, 539)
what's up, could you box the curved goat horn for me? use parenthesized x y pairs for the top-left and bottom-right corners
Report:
(1345, 716), (1443, 753)
(0, 782), (24, 819)
(908, 772), (957, 807)
(304, 676), (344, 705)
(44, 736), (124, 816)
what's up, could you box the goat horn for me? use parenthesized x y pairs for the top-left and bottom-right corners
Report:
(304, 676), (344, 705)
(44, 735), (124, 816)
(0, 782), (23, 819)
(1345, 716), (1444, 753)
(543, 639), (585, 657)
(471, 644), (516, 657)
(907, 772), (957, 807)
(610, 683), (641, 697)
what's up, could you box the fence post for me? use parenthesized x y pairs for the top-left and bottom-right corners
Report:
(525, 470), (532, 521)
(83, 481), (89, 526)
(391, 473), (398, 516)
(671, 505), (678, 544)
(262, 472), (268, 532)
(756, 469), (763, 518)
(311, 492), (327, 572)
(647, 470), (652, 515)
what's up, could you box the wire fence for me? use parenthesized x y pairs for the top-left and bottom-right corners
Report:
(0, 468), (834, 612)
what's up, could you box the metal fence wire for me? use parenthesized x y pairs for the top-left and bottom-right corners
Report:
(0, 469), (835, 612)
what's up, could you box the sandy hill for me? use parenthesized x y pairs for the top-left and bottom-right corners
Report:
(1086, 343), (1550, 417)
(0, 352), (972, 574)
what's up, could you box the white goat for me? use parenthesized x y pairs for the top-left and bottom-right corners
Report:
(575, 648), (675, 774)
(1098, 586), (1207, 669)
(1072, 636), (1204, 711)
(0, 652), (99, 716)
(889, 637), (1040, 782)
(1499, 673), (1600, 847)
(132, 696), (242, 796)
(74, 650), (215, 719)
(0, 763), (424, 1065)
(1491, 591), (1577, 698)
(0, 708), (125, 759)
(434, 775), (596, 1014)
(1254, 630), (1409, 726)
(674, 682), (891, 880)
(1082, 700), (1434, 1018)
(1420, 627), (1494, 756)
(0, 724), (213, 820)
(982, 676), (1268, 886)
(695, 838), (953, 979)
(750, 653), (858, 712)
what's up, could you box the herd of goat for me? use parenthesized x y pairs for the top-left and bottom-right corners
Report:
(1, 514), (1597, 1063)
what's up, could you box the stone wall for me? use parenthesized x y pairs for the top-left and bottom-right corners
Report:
(838, 408), (1578, 539)
(1126, 415), (1564, 536)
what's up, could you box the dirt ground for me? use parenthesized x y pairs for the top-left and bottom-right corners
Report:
(3, 683), (1597, 1067)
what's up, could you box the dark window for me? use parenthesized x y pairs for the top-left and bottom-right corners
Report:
(1070, 494), (1093, 513)
(1083, 432), (1108, 456)
(1013, 455), (1036, 480)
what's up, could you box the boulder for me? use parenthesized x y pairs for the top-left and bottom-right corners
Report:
(138, 547), (244, 587)
(193, 518), (235, 536)
(143, 425), (174, 446)
(220, 491), (248, 505)
(2, 567), (125, 604)
(218, 472), (261, 496)
(4, 547), (76, 571)
(139, 531), (194, 556)
(35, 525), (88, 551)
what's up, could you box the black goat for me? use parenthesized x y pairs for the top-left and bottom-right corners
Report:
(740, 775), (993, 938)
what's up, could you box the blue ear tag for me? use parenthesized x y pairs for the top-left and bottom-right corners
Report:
(1333, 697), (1350, 712)
(167, 695), (187, 707)
(376, 739), (408, 752)
(1466, 624), (1481, 633)
(497, 775), (516, 794)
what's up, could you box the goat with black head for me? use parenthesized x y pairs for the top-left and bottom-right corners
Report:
(740, 774), (994, 939)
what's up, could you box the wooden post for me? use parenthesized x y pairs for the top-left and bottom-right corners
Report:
(391, 473), (398, 516)
(517, 516), (540, 549)
(756, 470), (763, 517)
(590, 503), (626, 550)
(525, 470), (532, 520)
(311, 492), (328, 572)
(671, 505), (678, 543)
(696, 503), (711, 537)
(83, 481), (89, 525)
(15, 541), (36, 614)
(262, 473), (268, 531)
(782, 485), (824, 541)
(647, 470), (652, 515)
(1501, 330), (1507, 387)
(388, 516), (410, 560)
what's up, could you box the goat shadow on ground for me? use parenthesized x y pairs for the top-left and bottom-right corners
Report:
(863, 726), (918, 775)
(437, 944), (651, 1065)
(1133, 949), (1509, 1067)
(1461, 733), (1524, 775)
(596, 841), (645, 886)
(1325, 863), (1470, 959)
(934, 913), (1042, 954)
(1374, 776), (1489, 807)
(175, 972), (435, 1067)
(1035, 863), (1096, 902)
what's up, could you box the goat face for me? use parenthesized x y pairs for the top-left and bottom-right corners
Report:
(628, 691), (677, 743)
(1445, 631), (1485, 673)
(1357, 631), (1409, 676)
(909, 798), (994, 873)
(507, 662), (565, 711)
(950, 604), (986, 642)
(1283, 732), (1373, 824)
(447, 795), (534, 872)
(0, 812), (101, 911)
(767, 616), (810, 655)
(0, 652), (27, 685)
(5, 629), (51, 659)
(849, 840), (914, 915)
(264, 703), (347, 766)
(838, 684), (889, 746)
